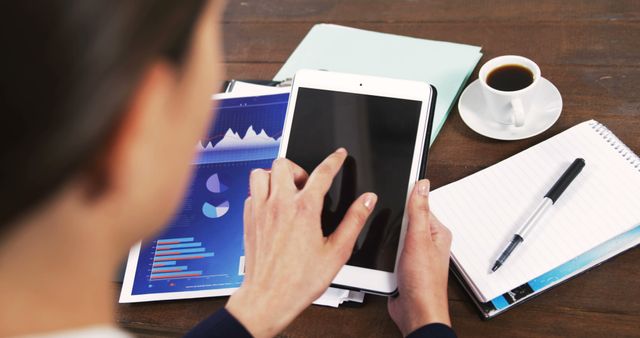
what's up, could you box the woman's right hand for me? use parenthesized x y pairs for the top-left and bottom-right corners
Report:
(226, 148), (377, 338)
(388, 179), (453, 336)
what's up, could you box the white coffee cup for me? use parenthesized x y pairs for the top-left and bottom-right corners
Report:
(479, 55), (541, 127)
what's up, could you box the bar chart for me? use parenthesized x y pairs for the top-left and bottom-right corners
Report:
(149, 237), (214, 280)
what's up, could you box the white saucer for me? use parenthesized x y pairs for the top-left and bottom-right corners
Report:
(458, 78), (562, 140)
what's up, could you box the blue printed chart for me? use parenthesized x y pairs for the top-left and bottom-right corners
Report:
(150, 237), (214, 280)
(121, 93), (288, 301)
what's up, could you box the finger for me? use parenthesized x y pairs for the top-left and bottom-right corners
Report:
(327, 193), (377, 262)
(406, 179), (432, 243)
(242, 197), (255, 278)
(249, 168), (270, 201)
(270, 158), (310, 192)
(289, 161), (310, 190)
(270, 158), (295, 192)
(304, 148), (348, 196)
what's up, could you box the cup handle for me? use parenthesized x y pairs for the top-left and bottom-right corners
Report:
(511, 97), (526, 127)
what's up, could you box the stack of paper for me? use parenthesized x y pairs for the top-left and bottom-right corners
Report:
(314, 288), (366, 307)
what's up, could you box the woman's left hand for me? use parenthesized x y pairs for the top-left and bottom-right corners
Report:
(226, 148), (377, 338)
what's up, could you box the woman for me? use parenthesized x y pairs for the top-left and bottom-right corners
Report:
(0, 1), (455, 337)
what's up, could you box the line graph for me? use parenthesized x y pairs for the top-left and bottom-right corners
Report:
(194, 126), (282, 164)
(196, 126), (281, 152)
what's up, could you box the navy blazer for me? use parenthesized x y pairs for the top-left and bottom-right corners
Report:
(184, 308), (457, 338)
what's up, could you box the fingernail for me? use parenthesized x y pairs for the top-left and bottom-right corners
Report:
(418, 180), (430, 196)
(363, 193), (377, 211)
(335, 147), (347, 154)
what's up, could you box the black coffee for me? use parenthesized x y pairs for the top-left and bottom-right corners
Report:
(487, 64), (534, 91)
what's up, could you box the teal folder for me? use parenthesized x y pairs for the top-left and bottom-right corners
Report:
(273, 24), (483, 145)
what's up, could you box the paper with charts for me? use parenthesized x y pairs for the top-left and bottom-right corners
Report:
(120, 93), (287, 302)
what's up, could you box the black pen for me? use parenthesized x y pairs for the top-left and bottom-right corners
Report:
(491, 158), (586, 273)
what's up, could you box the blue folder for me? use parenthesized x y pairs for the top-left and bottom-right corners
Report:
(455, 225), (640, 319)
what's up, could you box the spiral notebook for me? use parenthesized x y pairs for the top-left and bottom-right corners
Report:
(430, 120), (640, 317)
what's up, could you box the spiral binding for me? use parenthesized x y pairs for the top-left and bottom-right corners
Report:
(589, 120), (640, 171)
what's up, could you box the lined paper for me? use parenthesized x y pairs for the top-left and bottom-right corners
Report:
(430, 120), (640, 302)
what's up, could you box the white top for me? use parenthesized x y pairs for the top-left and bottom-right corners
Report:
(17, 326), (131, 338)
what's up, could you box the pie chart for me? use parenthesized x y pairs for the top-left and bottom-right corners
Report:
(206, 173), (228, 193)
(202, 201), (230, 219)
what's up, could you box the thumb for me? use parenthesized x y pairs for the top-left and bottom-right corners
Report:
(327, 193), (377, 261)
(406, 179), (432, 243)
(429, 212), (452, 250)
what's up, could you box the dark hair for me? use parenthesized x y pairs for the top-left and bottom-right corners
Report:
(0, 1), (207, 228)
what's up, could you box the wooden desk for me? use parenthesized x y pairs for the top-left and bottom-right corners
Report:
(116, 1), (640, 336)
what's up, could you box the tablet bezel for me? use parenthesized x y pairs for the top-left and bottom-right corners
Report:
(278, 69), (435, 295)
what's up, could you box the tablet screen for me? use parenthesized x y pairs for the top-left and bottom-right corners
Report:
(287, 88), (423, 272)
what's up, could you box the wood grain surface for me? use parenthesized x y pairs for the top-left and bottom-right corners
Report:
(116, 1), (640, 337)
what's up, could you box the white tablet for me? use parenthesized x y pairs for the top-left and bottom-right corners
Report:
(279, 69), (436, 295)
